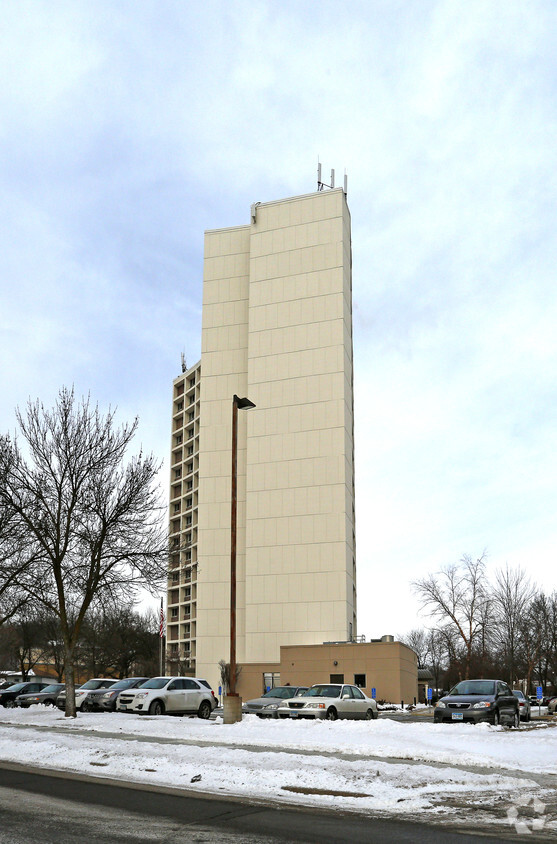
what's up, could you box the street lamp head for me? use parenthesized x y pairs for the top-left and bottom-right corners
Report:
(233, 395), (256, 410)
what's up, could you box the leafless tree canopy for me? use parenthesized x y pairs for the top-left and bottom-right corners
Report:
(412, 554), (490, 680)
(399, 628), (429, 668)
(411, 553), (557, 695)
(0, 388), (168, 715)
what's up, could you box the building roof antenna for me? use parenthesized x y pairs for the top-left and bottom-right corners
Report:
(317, 160), (347, 194)
(181, 352), (187, 373)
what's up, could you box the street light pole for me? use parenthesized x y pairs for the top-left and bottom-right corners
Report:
(224, 394), (256, 724)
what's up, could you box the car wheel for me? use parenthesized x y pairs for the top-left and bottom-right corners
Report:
(512, 711), (520, 729)
(492, 710), (500, 726)
(81, 701), (90, 712)
(149, 700), (164, 716)
(5, 701), (15, 709)
(365, 708), (376, 720)
(197, 700), (212, 720)
(326, 707), (338, 721)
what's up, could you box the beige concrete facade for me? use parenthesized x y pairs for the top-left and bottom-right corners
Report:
(236, 640), (418, 705)
(191, 189), (356, 694)
(278, 641), (418, 706)
(166, 362), (201, 673)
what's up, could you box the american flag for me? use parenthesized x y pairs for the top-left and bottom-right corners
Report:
(159, 598), (165, 638)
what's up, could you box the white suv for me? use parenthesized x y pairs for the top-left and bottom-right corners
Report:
(56, 678), (117, 711)
(117, 676), (217, 718)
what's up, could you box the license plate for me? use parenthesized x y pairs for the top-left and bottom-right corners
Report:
(451, 712), (463, 720)
(291, 712), (298, 717)
(120, 705), (127, 710)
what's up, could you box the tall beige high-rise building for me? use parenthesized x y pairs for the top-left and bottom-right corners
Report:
(167, 187), (356, 695)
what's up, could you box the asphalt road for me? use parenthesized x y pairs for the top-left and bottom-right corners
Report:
(0, 764), (545, 844)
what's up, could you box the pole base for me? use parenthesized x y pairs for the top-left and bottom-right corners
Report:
(223, 694), (243, 724)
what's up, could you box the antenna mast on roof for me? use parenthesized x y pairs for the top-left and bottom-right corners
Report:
(181, 352), (187, 373)
(317, 160), (347, 195)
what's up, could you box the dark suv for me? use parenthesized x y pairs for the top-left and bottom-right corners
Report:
(434, 679), (519, 726)
(0, 682), (50, 708)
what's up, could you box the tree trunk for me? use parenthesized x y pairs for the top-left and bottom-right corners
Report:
(64, 647), (77, 718)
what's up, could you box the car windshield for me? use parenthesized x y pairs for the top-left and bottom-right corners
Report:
(4, 683), (27, 692)
(40, 685), (63, 693)
(107, 679), (139, 690)
(305, 685), (341, 698)
(139, 678), (171, 690)
(449, 681), (496, 696)
(80, 680), (114, 690)
(512, 690), (525, 699)
(262, 688), (295, 699)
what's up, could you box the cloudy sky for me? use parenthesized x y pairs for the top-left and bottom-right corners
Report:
(1, 1), (556, 638)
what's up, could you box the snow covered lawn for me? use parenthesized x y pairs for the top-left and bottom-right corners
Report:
(0, 707), (555, 833)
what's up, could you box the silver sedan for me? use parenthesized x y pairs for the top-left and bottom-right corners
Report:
(277, 683), (378, 721)
(242, 686), (309, 717)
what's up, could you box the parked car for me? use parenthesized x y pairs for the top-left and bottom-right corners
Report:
(529, 694), (551, 706)
(0, 682), (52, 708)
(547, 697), (557, 714)
(117, 676), (217, 718)
(512, 690), (531, 722)
(82, 677), (150, 712)
(16, 684), (65, 708)
(243, 686), (309, 717)
(434, 679), (519, 726)
(276, 683), (378, 721)
(56, 679), (118, 711)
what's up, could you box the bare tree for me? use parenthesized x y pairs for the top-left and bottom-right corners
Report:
(399, 628), (429, 668)
(0, 388), (168, 716)
(412, 554), (491, 680)
(426, 629), (447, 695)
(491, 565), (536, 686)
(532, 591), (557, 693)
(0, 482), (31, 626)
(218, 659), (242, 694)
(8, 608), (50, 680)
(40, 612), (67, 682)
(80, 605), (159, 678)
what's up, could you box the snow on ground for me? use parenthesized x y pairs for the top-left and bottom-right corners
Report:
(0, 707), (555, 832)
